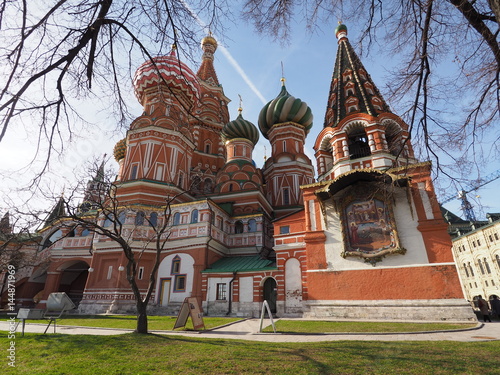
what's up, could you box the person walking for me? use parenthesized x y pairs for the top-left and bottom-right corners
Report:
(477, 296), (492, 322)
(490, 295), (500, 319)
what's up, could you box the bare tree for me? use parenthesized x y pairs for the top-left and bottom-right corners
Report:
(39, 161), (188, 334)
(0, 212), (42, 308)
(1, 0), (498, 209)
(243, 0), (500, 185)
(0, 0), (230, 185)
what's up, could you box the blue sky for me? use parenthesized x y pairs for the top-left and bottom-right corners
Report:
(209, 21), (499, 221)
(0, 13), (498, 221)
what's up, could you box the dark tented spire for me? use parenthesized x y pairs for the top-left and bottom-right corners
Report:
(94, 155), (106, 182)
(324, 24), (392, 128)
(44, 195), (66, 227)
(0, 212), (11, 234)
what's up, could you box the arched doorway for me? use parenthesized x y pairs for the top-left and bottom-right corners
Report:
(58, 261), (90, 307)
(263, 278), (277, 314)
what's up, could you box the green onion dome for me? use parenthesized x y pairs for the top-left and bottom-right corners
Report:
(258, 83), (313, 139)
(335, 23), (348, 39)
(113, 138), (127, 161)
(222, 111), (259, 146)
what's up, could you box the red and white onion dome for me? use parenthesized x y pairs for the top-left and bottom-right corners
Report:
(133, 48), (201, 106)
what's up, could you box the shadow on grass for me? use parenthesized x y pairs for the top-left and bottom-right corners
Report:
(7, 333), (500, 374)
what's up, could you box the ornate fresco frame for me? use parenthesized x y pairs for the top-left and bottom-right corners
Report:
(336, 183), (406, 265)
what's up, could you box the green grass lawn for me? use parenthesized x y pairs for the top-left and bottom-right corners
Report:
(8, 314), (477, 333)
(2, 333), (499, 374)
(262, 320), (478, 333)
(52, 315), (240, 331)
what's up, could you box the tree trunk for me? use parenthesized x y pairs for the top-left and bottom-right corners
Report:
(488, 0), (500, 26)
(135, 301), (148, 334)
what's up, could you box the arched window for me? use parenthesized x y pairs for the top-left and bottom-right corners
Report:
(248, 219), (257, 232)
(347, 128), (371, 159)
(149, 212), (158, 227)
(135, 211), (145, 226)
(42, 229), (63, 249)
(385, 126), (403, 157)
(478, 259), (485, 274)
(191, 209), (199, 223)
(204, 178), (213, 194)
(496, 254), (500, 268)
(171, 255), (181, 274)
(283, 188), (290, 205)
(463, 263), (469, 278)
(235, 221), (244, 234)
(81, 227), (90, 237)
(468, 262), (475, 276)
(484, 258), (491, 274)
(118, 211), (126, 225)
(173, 212), (181, 226)
(103, 214), (115, 227)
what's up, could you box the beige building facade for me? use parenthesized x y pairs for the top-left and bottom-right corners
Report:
(451, 213), (500, 303)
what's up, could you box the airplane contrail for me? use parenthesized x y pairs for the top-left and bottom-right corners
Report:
(180, 1), (267, 105)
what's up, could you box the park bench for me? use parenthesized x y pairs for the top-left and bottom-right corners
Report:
(16, 292), (76, 335)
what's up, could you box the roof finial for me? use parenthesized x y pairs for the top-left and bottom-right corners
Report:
(335, 23), (348, 41)
(280, 61), (286, 86)
(238, 94), (243, 115)
(169, 42), (177, 57)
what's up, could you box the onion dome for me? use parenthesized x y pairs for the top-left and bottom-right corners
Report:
(201, 34), (217, 50)
(258, 80), (313, 139)
(133, 47), (200, 106)
(113, 138), (127, 161)
(222, 109), (259, 146)
(335, 23), (348, 40)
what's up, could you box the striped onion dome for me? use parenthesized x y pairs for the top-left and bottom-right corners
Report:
(113, 138), (126, 161)
(133, 47), (200, 106)
(258, 82), (313, 139)
(222, 110), (259, 146)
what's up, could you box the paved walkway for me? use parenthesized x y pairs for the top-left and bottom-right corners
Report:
(2, 318), (499, 342)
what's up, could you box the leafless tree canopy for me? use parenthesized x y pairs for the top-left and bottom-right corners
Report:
(0, 0), (230, 183)
(34, 159), (188, 333)
(243, 0), (500, 184)
(0, 0), (498, 195)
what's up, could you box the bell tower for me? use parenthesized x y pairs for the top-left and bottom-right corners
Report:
(315, 24), (416, 181)
(259, 79), (315, 218)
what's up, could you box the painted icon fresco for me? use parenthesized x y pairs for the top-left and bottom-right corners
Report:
(343, 198), (401, 258)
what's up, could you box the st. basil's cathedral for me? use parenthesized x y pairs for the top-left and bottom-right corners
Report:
(9, 25), (475, 320)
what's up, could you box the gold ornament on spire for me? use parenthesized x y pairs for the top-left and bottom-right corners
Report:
(238, 94), (243, 115)
(201, 30), (218, 49)
(280, 61), (286, 86)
